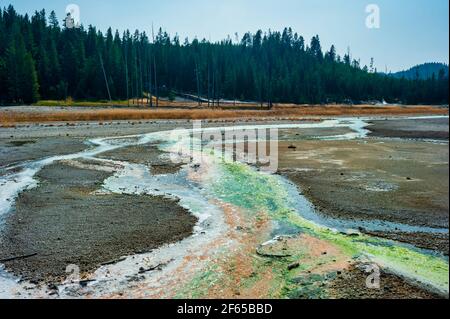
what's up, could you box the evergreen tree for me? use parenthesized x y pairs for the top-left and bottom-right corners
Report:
(4, 24), (39, 103)
(22, 52), (40, 103)
(0, 5), (447, 106)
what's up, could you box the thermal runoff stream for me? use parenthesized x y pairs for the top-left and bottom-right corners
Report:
(0, 117), (448, 298)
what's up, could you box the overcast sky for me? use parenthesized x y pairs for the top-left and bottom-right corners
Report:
(4, 0), (449, 72)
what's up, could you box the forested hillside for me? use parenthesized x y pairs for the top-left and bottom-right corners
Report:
(0, 5), (448, 106)
(391, 63), (449, 81)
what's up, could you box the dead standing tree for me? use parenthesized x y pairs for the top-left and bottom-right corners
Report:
(124, 36), (130, 107)
(211, 52), (220, 108)
(133, 34), (139, 106)
(147, 42), (153, 107)
(138, 37), (144, 106)
(152, 23), (159, 108)
(207, 56), (211, 108)
(98, 51), (112, 103)
(195, 57), (201, 107)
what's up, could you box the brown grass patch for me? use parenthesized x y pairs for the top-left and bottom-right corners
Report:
(1, 105), (447, 125)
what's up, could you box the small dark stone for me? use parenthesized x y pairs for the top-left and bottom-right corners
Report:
(288, 262), (300, 271)
(48, 283), (58, 291)
(79, 279), (95, 287)
(30, 279), (40, 285)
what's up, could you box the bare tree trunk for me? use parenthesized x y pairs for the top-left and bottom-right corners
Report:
(152, 23), (159, 108)
(131, 46), (136, 106)
(260, 82), (263, 108)
(233, 72), (236, 107)
(138, 44), (144, 107)
(195, 59), (201, 106)
(154, 56), (158, 108)
(268, 60), (273, 110)
(145, 45), (149, 107)
(125, 41), (129, 107)
(148, 44), (153, 108)
(216, 80), (219, 107)
(99, 52), (112, 103)
(135, 48), (139, 106)
(207, 59), (210, 108)
(216, 71), (220, 107)
(212, 67), (215, 109)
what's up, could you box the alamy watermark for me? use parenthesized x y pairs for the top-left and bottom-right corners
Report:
(65, 264), (81, 284)
(364, 263), (381, 289)
(169, 121), (279, 173)
(64, 4), (81, 29)
(366, 4), (381, 29)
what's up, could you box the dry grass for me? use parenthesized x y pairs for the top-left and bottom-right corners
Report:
(1, 105), (448, 125)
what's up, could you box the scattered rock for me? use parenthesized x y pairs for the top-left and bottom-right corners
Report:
(79, 279), (96, 287)
(340, 229), (361, 237)
(256, 247), (292, 258)
(138, 263), (163, 274)
(126, 274), (145, 282)
(8, 140), (36, 147)
(47, 283), (58, 291)
(288, 262), (300, 271)
(101, 257), (127, 266)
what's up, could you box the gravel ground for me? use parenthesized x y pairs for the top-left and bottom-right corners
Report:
(327, 266), (442, 299)
(0, 116), (448, 296)
(368, 117), (449, 140)
(276, 118), (449, 254)
(0, 162), (197, 284)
